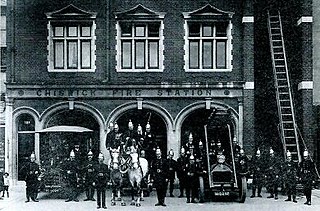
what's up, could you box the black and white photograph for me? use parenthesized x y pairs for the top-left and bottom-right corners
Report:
(0, 0), (320, 210)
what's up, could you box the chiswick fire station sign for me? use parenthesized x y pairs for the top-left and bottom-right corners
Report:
(7, 83), (244, 99)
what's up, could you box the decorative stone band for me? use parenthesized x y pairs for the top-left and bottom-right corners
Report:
(298, 81), (313, 90)
(297, 16), (313, 26)
(242, 16), (254, 23)
(244, 82), (254, 90)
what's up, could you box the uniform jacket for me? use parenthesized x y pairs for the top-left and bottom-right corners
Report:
(83, 159), (97, 184)
(167, 158), (177, 179)
(64, 159), (80, 185)
(177, 155), (188, 179)
(95, 162), (109, 189)
(299, 158), (315, 187)
(283, 160), (297, 183)
(24, 162), (40, 185)
(150, 157), (169, 187)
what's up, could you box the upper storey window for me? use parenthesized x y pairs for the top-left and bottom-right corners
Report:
(183, 4), (234, 72)
(115, 4), (165, 72)
(46, 4), (97, 72)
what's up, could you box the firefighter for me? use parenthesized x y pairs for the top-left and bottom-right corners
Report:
(185, 154), (198, 203)
(299, 149), (315, 205)
(184, 132), (195, 158)
(150, 147), (169, 206)
(167, 149), (177, 197)
(283, 150), (297, 203)
(177, 147), (187, 198)
(64, 150), (80, 202)
(105, 122), (116, 150)
(23, 152), (40, 203)
(136, 124), (144, 149)
(144, 122), (156, 163)
(266, 147), (282, 200)
(95, 152), (109, 209)
(124, 120), (135, 150)
(237, 148), (249, 176)
(83, 150), (96, 201)
(250, 149), (264, 198)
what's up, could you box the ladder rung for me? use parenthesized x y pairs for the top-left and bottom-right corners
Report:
(281, 114), (292, 116)
(274, 59), (285, 61)
(271, 27), (280, 30)
(285, 136), (295, 139)
(278, 85), (288, 88)
(275, 65), (285, 67)
(272, 40), (282, 42)
(283, 121), (294, 123)
(279, 99), (290, 101)
(286, 144), (297, 147)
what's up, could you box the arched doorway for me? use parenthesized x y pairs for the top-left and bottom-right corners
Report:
(17, 114), (36, 181)
(40, 109), (100, 164)
(115, 109), (167, 153)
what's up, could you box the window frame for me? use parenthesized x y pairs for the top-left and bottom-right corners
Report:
(115, 5), (165, 73)
(46, 5), (97, 73)
(184, 21), (232, 72)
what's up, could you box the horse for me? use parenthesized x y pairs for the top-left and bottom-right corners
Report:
(107, 148), (126, 206)
(126, 147), (148, 207)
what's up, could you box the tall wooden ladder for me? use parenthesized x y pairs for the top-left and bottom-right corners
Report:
(267, 10), (301, 163)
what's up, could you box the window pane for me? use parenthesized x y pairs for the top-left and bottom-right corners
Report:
(216, 41), (226, 68)
(81, 26), (91, 37)
(54, 26), (64, 37)
(189, 41), (199, 68)
(203, 41), (213, 69)
(149, 41), (159, 68)
(189, 23), (200, 37)
(203, 26), (213, 37)
(135, 41), (145, 68)
(122, 41), (132, 68)
(216, 23), (227, 37)
(54, 41), (64, 68)
(148, 23), (160, 37)
(121, 23), (132, 37)
(68, 26), (77, 37)
(135, 26), (145, 37)
(81, 41), (91, 68)
(67, 41), (78, 68)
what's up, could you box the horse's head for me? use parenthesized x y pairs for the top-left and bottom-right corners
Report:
(110, 147), (120, 169)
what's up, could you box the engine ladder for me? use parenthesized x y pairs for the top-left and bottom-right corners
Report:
(267, 10), (301, 163)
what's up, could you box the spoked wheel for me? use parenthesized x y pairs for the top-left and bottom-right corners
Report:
(199, 176), (205, 203)
(237, 176), (247, 203)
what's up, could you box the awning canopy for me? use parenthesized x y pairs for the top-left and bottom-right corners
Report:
(36, 125), (93, 133)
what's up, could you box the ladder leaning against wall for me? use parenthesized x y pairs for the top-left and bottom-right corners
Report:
(267, 10), (301, 163)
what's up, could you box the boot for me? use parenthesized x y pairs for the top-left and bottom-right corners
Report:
(267, 194), (274, 198)
(292, 195), (297, 203)
(284, 196), (291, 201)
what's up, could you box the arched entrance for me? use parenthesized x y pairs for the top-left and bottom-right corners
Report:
(114, 108), (167, 153)
(40, 109), (100, 165)
(17, 113), (36, 181)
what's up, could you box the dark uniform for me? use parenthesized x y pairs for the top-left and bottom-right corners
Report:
(177, 150), (188, 197)
(185, 156), (199, 203)
(83, 154), (97, 201)
(24, 155), (40, 202)
(167, 153), (177, 197)
(64, 155), (81, 202)
(143, 129), (156, 163)
(266, 152), (282, 200)
(250, 152), (264, 197)
(150, 151), (169, 206)
(95, 156), (109, 209)
(105, 128), (116, 150)
(299, 152), (315, 205)
(283, 157), (297, 202)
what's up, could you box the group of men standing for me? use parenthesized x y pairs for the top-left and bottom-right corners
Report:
(250, 147), (317, 206)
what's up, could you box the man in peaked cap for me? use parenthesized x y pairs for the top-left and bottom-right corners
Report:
(167, 149), (177, 197)
(95, 152), (109, 209)
(83, 150), (97, 201)
(250, 149), (264, 198)
(283, 150), (297, 203)
(299, 149), (316, 205)
(64, 150), (81, 202)
(23, 152), (40, 202)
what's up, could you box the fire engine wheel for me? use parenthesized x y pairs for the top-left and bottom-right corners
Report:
(238, 176), (247, 203)
(198, 176), (205, 203)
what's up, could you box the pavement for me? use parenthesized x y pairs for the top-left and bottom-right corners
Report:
(1, 183), (320, 211)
